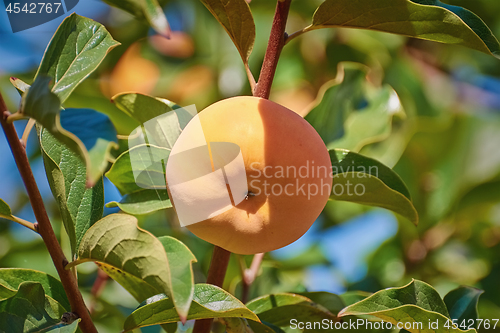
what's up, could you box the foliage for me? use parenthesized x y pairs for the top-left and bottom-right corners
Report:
(0, 0), (499, 332)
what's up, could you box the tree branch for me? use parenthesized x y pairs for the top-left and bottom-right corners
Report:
(0, 92), (98, 333)
(0, 213), (37, 232)
(253, 0), (292, 99)
(193, 246), (231, 333)
(241, 253), (264, 303)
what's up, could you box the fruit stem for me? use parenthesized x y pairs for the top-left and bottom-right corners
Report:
(253, 0), (292, 99)
(0, 91), (98, 333)
(193, 246), (231, 333)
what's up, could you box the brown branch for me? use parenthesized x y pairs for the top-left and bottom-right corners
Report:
(0, 92), (97, 333)
(193, 246), (231, 333)
(241, 253), (264, 304)
(253, 0), (292, 99)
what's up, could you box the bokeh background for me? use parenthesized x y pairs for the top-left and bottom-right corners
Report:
(1, 0), (500, 332)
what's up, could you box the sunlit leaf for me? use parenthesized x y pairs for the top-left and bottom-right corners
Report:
(112, 93), (180, 125)
(106, 189), (172, 215)
(306, 63), (404, 151)
(246, 293), (336, 327)
(329, 149), (418, 224)
(331, 172), (418, 224)
(444, 287), (483, 328)
(38, 125), (104, 256)
(200, 0), (255, 64)
(36, 13), (120, 103)
(339, 280), (477, 333)
(331, 149), (411, 199)
(98, 236), (196, 321)
(0, 268), (70, 311)
(106, 144), (170, 194)
(158, 236), (197, 322)
(12, 78), (118, 187)
(0, 282), (66, 332)
(59, 108), (119, 184)
(123, 284), (259, 331)
(309, 0), (500, 58)
(102, 0), (171, 37)
(69, 214), (192, 318)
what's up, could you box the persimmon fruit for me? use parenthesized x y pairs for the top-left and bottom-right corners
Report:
(167, 96), (332, 254)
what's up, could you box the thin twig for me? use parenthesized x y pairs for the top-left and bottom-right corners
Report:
(253, 0), (293, 99)
(0, 92), (98, 333)
(0, 214), (37, 232)
(241, 253), (264, 304)
(284, 25), (313, 45)
(192, 246), (231, 333)
(21, 118), (36, 148)
(6, 112), (25, 123)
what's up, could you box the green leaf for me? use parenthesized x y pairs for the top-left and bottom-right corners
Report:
(59, 108), (119, 185)
(97, 263), (158, 304)
(111, 93), (189, 140)
(20, 75), (61, 133)
(296, 292), (345, 315)
(36, 13), (120, 103)
(331, 149), (411, 199)
(0, 199), (31, 228)
(111, 92), (180, 126)
(102, 0), (171, 37)
(10, 76), (30, 94)
(106, 144), (170, 194)
(0, 282), (66, 332)
(0, 268), (70, 311)
(339, 280), (477, 333)
(13, 78), (118, 187)
(123, 284), (260, 331)
(224, 318), (279, 333)
(339, 291), (371, 306)
(200, 0), (255, 64)
(444, 287), (483, 328)
(306, 63), (404, 151)
(107, 94), (196, 214)
(246, 293), (336, 327)
(158, 236), (197, 323)
(39, 126), (104, 256)
(309, 0), (500, 59)
(39, 320), (80, 333)
(106, 189), (172, 215)
(69, 214), (186, 317)
(97, 236), (196, 322)
(277, 245), (329, 270)
(249, 321), (286, 333)
(142, 0), (171, 38)
(0, 198), (14, 220)
(329, 149), (418, 224)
